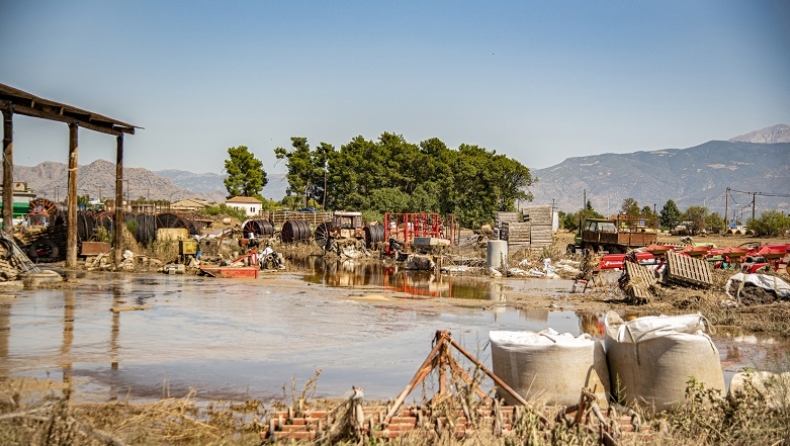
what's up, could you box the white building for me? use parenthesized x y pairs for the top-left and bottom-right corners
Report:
(225, 196), (263, 217)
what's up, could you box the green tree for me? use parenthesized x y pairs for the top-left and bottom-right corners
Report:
(621, 198), (640, 216)
(223, 146), (268, 199)
(704, 212), (726, 234)
(275, 138), (333, 208)
(747, 210), (790, 237)
(684, 206), (708, 235)
(562, 212), (579, 232)
(298, 132), (532, 227)
(563, 202), (604, 232)
(368, 187), (410, 214)
(659, 199), (681, 230)
(408, 182), (441, 213)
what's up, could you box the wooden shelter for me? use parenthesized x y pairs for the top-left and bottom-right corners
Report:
(0, 83), (140, 267)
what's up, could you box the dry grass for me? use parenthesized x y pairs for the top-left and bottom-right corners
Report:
(662, 371), (790, 445)
(3, 370), (790, 445)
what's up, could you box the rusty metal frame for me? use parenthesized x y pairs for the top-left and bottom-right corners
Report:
(383, 213), (457, 251)
(381, 330), (542, 428)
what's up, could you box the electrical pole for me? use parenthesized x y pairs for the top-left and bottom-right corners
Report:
(583, 189), (586, 211)
(653, 203), (657, 230)
(724, 187), (729, 227)
(752, 192), (756, 222)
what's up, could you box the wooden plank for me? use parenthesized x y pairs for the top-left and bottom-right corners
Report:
(522, 206), (552, 226)
(666, 251), (712, 287)
(623, 261), (658, 302)
(495, 212), (520, 228)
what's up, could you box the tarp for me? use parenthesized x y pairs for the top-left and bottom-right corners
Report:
(725, 273), (790, 300)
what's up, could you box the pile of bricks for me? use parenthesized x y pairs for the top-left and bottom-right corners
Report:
(259, 404), (653, 443)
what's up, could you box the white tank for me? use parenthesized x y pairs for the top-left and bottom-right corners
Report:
(487, 240), (508, 269)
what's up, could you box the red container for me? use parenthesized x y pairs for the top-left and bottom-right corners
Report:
(80, 241), (110, 256)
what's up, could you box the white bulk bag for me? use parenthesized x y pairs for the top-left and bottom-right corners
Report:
(490, 329), (610, 407)
(604, 311), (724, 412)
(728, 371), (790, 409)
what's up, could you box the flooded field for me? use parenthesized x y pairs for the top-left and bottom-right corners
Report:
(1, 262), (786, 403)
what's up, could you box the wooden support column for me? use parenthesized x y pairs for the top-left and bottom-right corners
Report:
(114, 134), (124, 266)
(2, 106), (12, 232)
(66, 122), (79, 268)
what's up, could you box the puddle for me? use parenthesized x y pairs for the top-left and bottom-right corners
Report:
(1, 272), (786, 403)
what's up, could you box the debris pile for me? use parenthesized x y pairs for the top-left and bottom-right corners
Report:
(0, 230), (51, 283)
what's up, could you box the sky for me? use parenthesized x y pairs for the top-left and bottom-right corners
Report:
(1, 0), (789, 175)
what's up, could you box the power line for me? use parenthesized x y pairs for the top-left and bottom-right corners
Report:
(729, 188), (790, 198)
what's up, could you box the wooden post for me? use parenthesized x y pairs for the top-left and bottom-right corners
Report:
(66, 122), (79, 267)
(724, 187), (729, 228)
(114, 134), (124, 266)
(751, 192), (756, 222)
(2, 106), (12, 232)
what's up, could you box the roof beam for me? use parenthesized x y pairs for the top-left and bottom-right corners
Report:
(0, 102), (134, 136)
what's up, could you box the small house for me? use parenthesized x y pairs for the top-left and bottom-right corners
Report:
(225, 196), (262, 217)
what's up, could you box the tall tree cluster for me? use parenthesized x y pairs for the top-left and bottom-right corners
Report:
(275, 133), (534, 227)
(224, 146), (268, 199)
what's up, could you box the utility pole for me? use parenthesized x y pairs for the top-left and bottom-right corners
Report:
(724, 187), (729, 227)
(580, 189), (586, 232)
(653, 203), (657, 230)
(583, 189), (587, 211)
(752, 192), (756, 222)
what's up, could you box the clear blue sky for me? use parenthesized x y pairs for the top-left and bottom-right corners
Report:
(2, 0), (788, 175)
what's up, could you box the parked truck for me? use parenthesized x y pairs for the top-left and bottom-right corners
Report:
(567, 216), (657, 254)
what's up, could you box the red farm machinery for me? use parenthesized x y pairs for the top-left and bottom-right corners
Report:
(383, 213), (458, 257)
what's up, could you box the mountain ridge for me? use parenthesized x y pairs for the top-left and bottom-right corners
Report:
(527, 140), (789, 217)
(729, 124), (790, 144)
(5, 125), (788, 219)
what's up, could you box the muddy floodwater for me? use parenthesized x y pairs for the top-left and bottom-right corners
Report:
(1, 264), (787, 402)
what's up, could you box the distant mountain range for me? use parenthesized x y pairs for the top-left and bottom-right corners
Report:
(5, 125), (788, 220)
(153, 170), (288, 202)
(527, 124), (790, 218)
(4, 160), (288, 204)
(729, 123), (790, 144)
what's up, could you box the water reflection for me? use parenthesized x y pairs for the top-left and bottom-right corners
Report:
(297, 257), (511, 301)
(110, 285), (122, 401)
(62, 290), (75, 388)
(578, 312), (603, 337)
(0, 295), (10, 379)
(1, 273), (788, 403)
